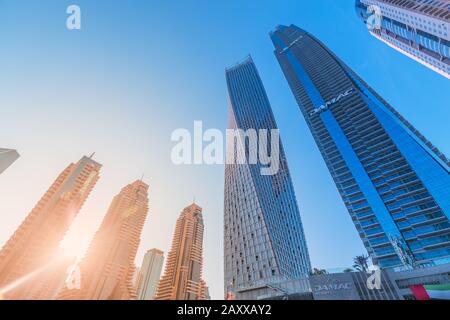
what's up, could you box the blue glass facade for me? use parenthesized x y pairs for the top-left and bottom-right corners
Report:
(224, 57), (311, 295)
(271, 25), (450, 268)
(355, 0), (450, 78)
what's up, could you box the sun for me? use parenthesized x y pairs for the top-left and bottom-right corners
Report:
(59, 230), (92, 262)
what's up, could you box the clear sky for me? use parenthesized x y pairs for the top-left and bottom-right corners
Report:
(0, 0), (449, 299)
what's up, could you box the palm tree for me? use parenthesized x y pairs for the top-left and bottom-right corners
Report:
(311, 268), (328, 276)
(353, 254), (369, 272)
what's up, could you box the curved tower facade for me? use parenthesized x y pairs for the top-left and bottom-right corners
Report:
(224, 57), (311, 298)
(271, 24), (450, 269)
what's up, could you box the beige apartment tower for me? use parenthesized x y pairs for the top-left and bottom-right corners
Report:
(154, 203), (208, 300)
(136, 248), (164, 300)
(59, 180), (149, 300)
(0, 155), (102, 300)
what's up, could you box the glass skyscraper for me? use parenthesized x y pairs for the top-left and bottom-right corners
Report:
(224, 56), (311, 297)
(271, 25), (450, 269)
(355, 0), (450, 79)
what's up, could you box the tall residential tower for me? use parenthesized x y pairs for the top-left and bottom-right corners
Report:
(356, 0), (450, 79)
(224, 57), (311, 297)
(0, 155), (101, 299)
(154, 203), (207, 300)
(59, 180), (149, 300)
(271, 24), (450, 269)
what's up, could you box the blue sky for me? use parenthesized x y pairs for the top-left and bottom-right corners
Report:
(0, 0), (449, 299)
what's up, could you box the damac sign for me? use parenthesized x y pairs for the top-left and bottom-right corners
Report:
(314, 283), (352, 292)
(309, 88), (355, 117)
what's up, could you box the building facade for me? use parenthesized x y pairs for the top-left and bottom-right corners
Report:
(235, 264), (450, 300)
(234, 269), (402, 300)
(0, 148), (19, 175)
(355, 0), (450, 79)
(271, 25), (450, 269)
(59, 180), (149, 300)
(224, 57), (311, 297)
(136, 248), (164, 300)
(0, 155), (101, 299)
(154, 203), (208, 300)
(387, 262), (450, 299)
(310, 270), (401, 300)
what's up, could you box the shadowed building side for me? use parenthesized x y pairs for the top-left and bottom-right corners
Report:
(136, 248), (164, 300)
(0, 149), (20, 175)
(355, 0), (450, 79)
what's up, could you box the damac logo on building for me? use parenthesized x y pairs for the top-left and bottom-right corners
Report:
(309, 88), (355, 117)
(314, 282), (352, 292)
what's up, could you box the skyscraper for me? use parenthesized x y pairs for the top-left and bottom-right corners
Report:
(0, 148), (19, 175)
(355, 0), (450, 79)
(0, 155), (101, 299)
(154, 203), (207, 300)
(271, 24), (450, 269)
(136, 248), (164, 300)
(59, 180), (149, 300)
(224, 57), (311, 297)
